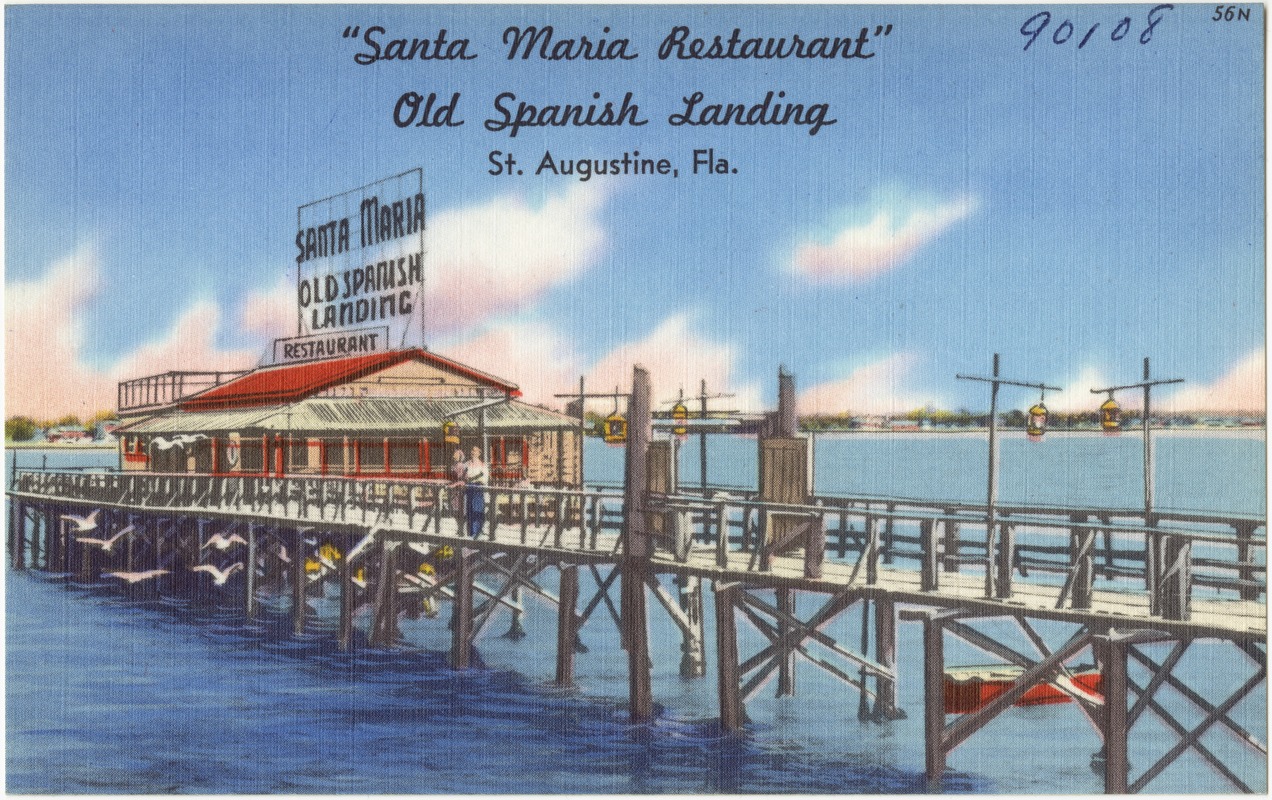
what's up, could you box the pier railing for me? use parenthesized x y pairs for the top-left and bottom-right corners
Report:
(10, 469), (1266, 625)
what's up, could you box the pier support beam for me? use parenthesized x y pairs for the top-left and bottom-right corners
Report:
(714, 581), (743, 732)
(1099, 634), (1130, 794)
(873, 597), (903, 720)
(451, 548), (474, 669)
(244, 523), (258, 619)
(338, 544), (354, 651)
(776, 588), (797, 697)
(291, 528), (306, 635)
(555, 564), (579, 686)
(371, 542), (399, 647)
(11, 501), (25, 571)
(621, 560), (653, 721)
(922, 614), (947, 787)
(677, 573), (707, 678)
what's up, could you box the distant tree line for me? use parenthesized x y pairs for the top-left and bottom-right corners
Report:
(5, 410), (118, 441)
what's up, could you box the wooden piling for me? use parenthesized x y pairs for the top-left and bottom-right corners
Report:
(620, 365), (655, 721)
(677, 573), (707, 678)
(555, 564), (579, 686)
(291, 528), (306, 635)
(12, 502), (25, 571)
(776, 587), (796, 697)
(338, 545), (354, 651)
(622, 560), (654, 721)
(923, 615), (946, 785)
(451, 548), (473, 669)
(714, 582), (743, 732)
(1100, 635), (1130, 793)
(244, 523), (257, 618)
(873, 597), (902, 720)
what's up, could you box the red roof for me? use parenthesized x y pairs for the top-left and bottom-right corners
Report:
(180, 348), (519, 412)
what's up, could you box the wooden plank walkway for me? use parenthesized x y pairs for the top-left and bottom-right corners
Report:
(12, 482), (1263, 639)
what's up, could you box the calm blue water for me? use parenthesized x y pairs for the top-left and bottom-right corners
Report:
(6, 434), (1266, 793)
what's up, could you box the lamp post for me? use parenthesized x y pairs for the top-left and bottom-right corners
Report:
(1090, 357), (1184, 523)
(1090, 358), (1183, 617)
(957, 353), (1062, 599)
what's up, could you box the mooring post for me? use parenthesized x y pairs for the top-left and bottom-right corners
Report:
(776, 587), (796, 697)
(677, 573), (707, 678)
(56, 507), (68, 570)
(371, 541), (399, 647)
(244, 522), (258, 619)
(504, 586), (527, 639)
(338, 546), (354, 651)
(1099, 633), (1130, 793)
(12, 502), (25, 571)
(451, 547), (474, 669)
(923, 614), (947, 786)
(291, 528), (306, 635)
(555, 563), (580, 686)
(621, 364), (654, 722)
(714, 581), (743, 732)
(873, 597), (903, 720)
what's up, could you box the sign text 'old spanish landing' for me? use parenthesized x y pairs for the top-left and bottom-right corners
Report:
(295, 168), (425, 348)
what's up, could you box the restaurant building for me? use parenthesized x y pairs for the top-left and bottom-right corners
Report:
(114, 348), (581, 486)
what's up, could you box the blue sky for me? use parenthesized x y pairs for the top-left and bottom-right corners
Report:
(5, 4), (1264, 419)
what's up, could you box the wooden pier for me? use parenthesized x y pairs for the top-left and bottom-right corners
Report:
(6, 367), (1267, 793)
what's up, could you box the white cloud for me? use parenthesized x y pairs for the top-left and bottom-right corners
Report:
(791, 194), (976, 282)
(1044, 365), (1115, 413)
(237, 183), (613, 342)
(425, 183), (611, 333)
(799, 352), (942, 416)
(1163, 349), (1265, 414)
(5, 246), (256, 420)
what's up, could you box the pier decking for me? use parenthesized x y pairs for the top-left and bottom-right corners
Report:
(8, 461), (1266, 794)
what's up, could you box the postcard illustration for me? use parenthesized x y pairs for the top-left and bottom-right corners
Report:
(4, 3), (1266, 795)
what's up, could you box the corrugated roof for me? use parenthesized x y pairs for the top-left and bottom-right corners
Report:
(118, 396), (576, 435)
(180, 348), (520, 412)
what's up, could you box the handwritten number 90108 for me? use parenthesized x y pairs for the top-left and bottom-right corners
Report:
(1021, 4), (1174, 51)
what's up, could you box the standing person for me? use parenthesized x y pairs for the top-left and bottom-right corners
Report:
(449, 449), (467, 520)
(464, 445), (489, 538)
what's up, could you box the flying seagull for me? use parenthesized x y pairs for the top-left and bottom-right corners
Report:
(191, 562), (245, 585)
(106, 569), (169, 584)
(60, 510), (101, 532)
(203, 532), (249, 551)
(76, 525), (135, 553)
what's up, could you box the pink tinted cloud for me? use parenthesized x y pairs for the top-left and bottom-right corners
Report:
(239, 278), (294, 341)
(799, 353), (942, 416)
(5, 247), (256, 419)
(440, 320), (584, 408)
(584, 315), (761, 413)
(1164, 349), (1265, 413)
(792, 196), (976, 282)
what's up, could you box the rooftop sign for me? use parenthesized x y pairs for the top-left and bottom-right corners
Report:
(295, 168), (425, 348)
(272, 326), (390, 365)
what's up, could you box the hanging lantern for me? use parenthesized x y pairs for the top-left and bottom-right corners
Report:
(1027, 401), (1048, 440)
(443, 420), (460, 446)
(671, 401), (689, 437)
(1100, 396), (1122, 435)
(603, 411), (628, 445)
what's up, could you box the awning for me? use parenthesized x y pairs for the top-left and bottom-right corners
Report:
(117, 396), (576, 436)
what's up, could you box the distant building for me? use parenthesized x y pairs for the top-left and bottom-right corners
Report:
(44, 426), (92, 444)
(114, 348), (581, 486)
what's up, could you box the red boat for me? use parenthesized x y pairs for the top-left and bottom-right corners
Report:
(944, 664), (1103, 714)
